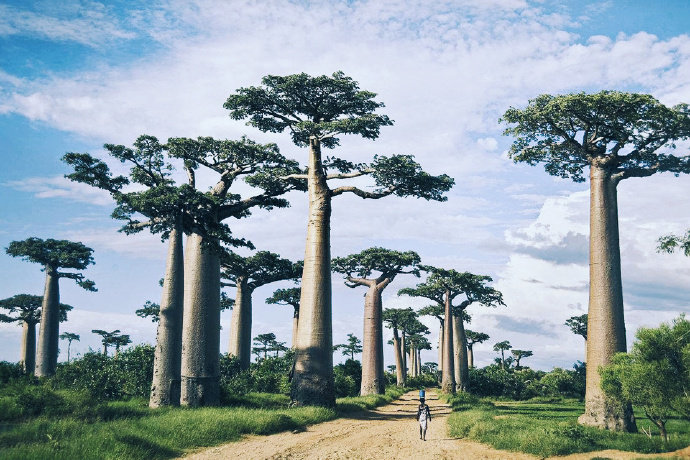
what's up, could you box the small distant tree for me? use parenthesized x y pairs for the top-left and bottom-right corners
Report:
(334, 333), (363, 361)
(112, 334), (132, 357)
(418, 304), (445, 375)
(601, 315), (690, 442)
(657, 230), (690, 256)
(422, 362), (438, 374)
(511, 349), (533, 369)
(92, 329), (121, 356)
(382, 307), (416, 387)
(6, 238), (96, 376)
(0, 294), (71, 373)
(566, 313), (588, 360)
(465, 330), (489, 369)
(266, 287), (301, 348)
(59, 332), (80, 363)
(252, 333), (277, 360)
(271, 341), (289, 358)
(493, 341), (512, 370)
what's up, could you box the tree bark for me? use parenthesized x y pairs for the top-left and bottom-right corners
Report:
(400, 333), (407, 377)
(292, 137), (335, 407)
(392, 329), (405, 386)
(452, 313), (469, 392)
(20, 321), (36, 374)
(291, 308), (299, 349)
(180, 231), (221, 407)
(437, 324), (444, 374)
(35, 267), (59, 377)
(360, 284), (385, 395)
(416, 348), (421, 375)
(149, 222), (184, 408)
(467, 344), (474, 369)
(228, 278), (253, 369)
(441, 291), (456, 394)
(578, 164), (636, 432)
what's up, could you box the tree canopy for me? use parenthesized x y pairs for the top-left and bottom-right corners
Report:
(0, 294), (72, 324)
(6, 238), (96, 290)
(657, 230), (690, 256)
(221, 251), (301, 290)
(465, 330), (490, 347)
(501, 91), (690, 182)
(332, 247), (421, 284)
(565, 314), (588, 340)
(334, 333), (363, 360)
(266, 287), (300, 311)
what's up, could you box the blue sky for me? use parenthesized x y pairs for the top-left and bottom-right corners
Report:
(1, 0), (689, 370)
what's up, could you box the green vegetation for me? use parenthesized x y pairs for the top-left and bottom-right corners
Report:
(446, 397), (690, 457)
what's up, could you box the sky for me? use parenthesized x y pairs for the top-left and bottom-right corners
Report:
(0, 0), (689, 371)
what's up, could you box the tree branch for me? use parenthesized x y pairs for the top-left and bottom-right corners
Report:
(326, 169), (372, 180)
(330, 185), (396, 199)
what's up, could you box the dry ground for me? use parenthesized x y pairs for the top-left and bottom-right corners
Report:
(183, 390), (690, 460)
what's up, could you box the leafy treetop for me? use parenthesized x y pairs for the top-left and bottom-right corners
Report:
(0, 294), (72, 324)
(501, 91), (690, 182)
(221, 251), (302, 290)
(225, 71), (393, 149)
(565, 314), (588, 340)
(5, 238), (96, 291)
(266, 287), (301, 313)
(332, 247), (421, 287)
(465, 330), (490, 347)
(334, 333), (363, 359)
(399, 266), (504, 312)
(657, 230), (690, 257)
(382, 307), (416, 333)
(493, 340), (512, 352)
(59, 332), (80, 342)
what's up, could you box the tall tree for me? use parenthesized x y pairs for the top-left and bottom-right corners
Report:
(382, 307), (416, 387)
(112, 334), (132, 357)
(657, 230), (690, 256)
(400, 268), (504, 392)
(407, 334), (431, 377)
(6, 238), (95, 377)
(418, 305), (445, 376)
(465, 330), (489, 369)
(0, 294), (71, 373)
(167, 136), (303, 406)
(511, 349), (533, 369)
(266, 287), (301, 348)
(402, 317), (429, 377)
(226, 71), (454, 406)
(59, 332), (80, 363)
(92, 329), (121, 356)
(332, 247), (421, 395)
(493, 341), (512, 370)
(502, 91), (690, 431)
(334, 333), (363, 361)
(252, 333), (277, 360)
(222, 251), (301, 369)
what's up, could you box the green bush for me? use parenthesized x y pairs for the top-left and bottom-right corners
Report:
(467, 363), (584, 400)
(220, 351), (294, 400)
(333, 359), (362, 397)
(0, 361), (27, 385)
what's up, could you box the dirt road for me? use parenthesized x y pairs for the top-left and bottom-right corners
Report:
(183, 390), (689, 460)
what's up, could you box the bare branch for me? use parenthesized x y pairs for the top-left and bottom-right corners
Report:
(330, 185), (396, 199)
(326, 169), (373, 180)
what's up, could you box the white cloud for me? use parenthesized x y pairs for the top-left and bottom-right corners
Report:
(4, 175), (113, 206)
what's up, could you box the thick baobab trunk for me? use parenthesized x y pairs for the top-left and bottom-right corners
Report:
(400, 334), (407, 376)
(360, 284), (385, 395)
(180, 232), (221, 407)
(35, 267), (59, 377)
(228, 279), (253, 369)
(291, 308), (299, 348)
(441, 292), (456, 394)
(149, 223), (184, 408)
(467, 344), (474, 369)
(452, 314), (469, 392)
(416, 349), (421, 375)
(20, 321), (36, 374)
(393, 330), (405, 386)
(437, 324), (444, 374)
(578, 165), (636, 432)
(292, 138), (335, 407)
(408, 348), (416, 377)
(103, 343), (108, 356)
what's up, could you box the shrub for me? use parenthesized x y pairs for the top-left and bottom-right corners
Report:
(333, 359), (362, 397)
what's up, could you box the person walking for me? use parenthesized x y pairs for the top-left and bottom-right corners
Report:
(416, 397), (431, 441)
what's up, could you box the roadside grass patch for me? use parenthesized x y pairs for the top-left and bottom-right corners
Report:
(0, 386), (407, 459)
(447, 398), (690, 457)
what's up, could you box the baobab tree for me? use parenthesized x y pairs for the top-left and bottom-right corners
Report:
(0, 294), (71, 373)
(493, 341), (512, 370)
(402, 318), (429, 378)
(226, 71), (454, 406)
(400, 268), (504, 392)
(252, 333), (277, 360)
(223, 250), (301, 369)
(6, 238), (95, 377)
(113, 334), (132, 357)
(92, 329), (122, 356)
(334, 333), (363, 361)
(59, 332), (80, 363)
(658, 230), (690, 256)
(418, 305), (445, 375)
(332, 247), (421, 395)
(407, 334), (431, 377)
(511, 349), (533, 369)
(503, 91), (690, 431)
(266, 288), (300, 348)
(465, 330), (489, 369)
(382, 307), (416, 386)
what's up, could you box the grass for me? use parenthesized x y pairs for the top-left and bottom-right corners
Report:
(445, 396), (690, 458)
(0, 387), (408, 460)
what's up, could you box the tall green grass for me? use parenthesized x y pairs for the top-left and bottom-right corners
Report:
(0, 387), (408, 460)
(446, 397), (690, 457)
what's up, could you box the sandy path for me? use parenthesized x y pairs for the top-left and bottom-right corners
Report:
(183, 390), (690, 460)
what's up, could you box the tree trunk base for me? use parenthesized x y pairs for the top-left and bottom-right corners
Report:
(441, 381), (456, 394)
(149, 378), (181, 408)
(578, 395), (637, 432)
(291, 368), (335, 408)
(360, 380), (385, 396)
(180, 375), (220, 407)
